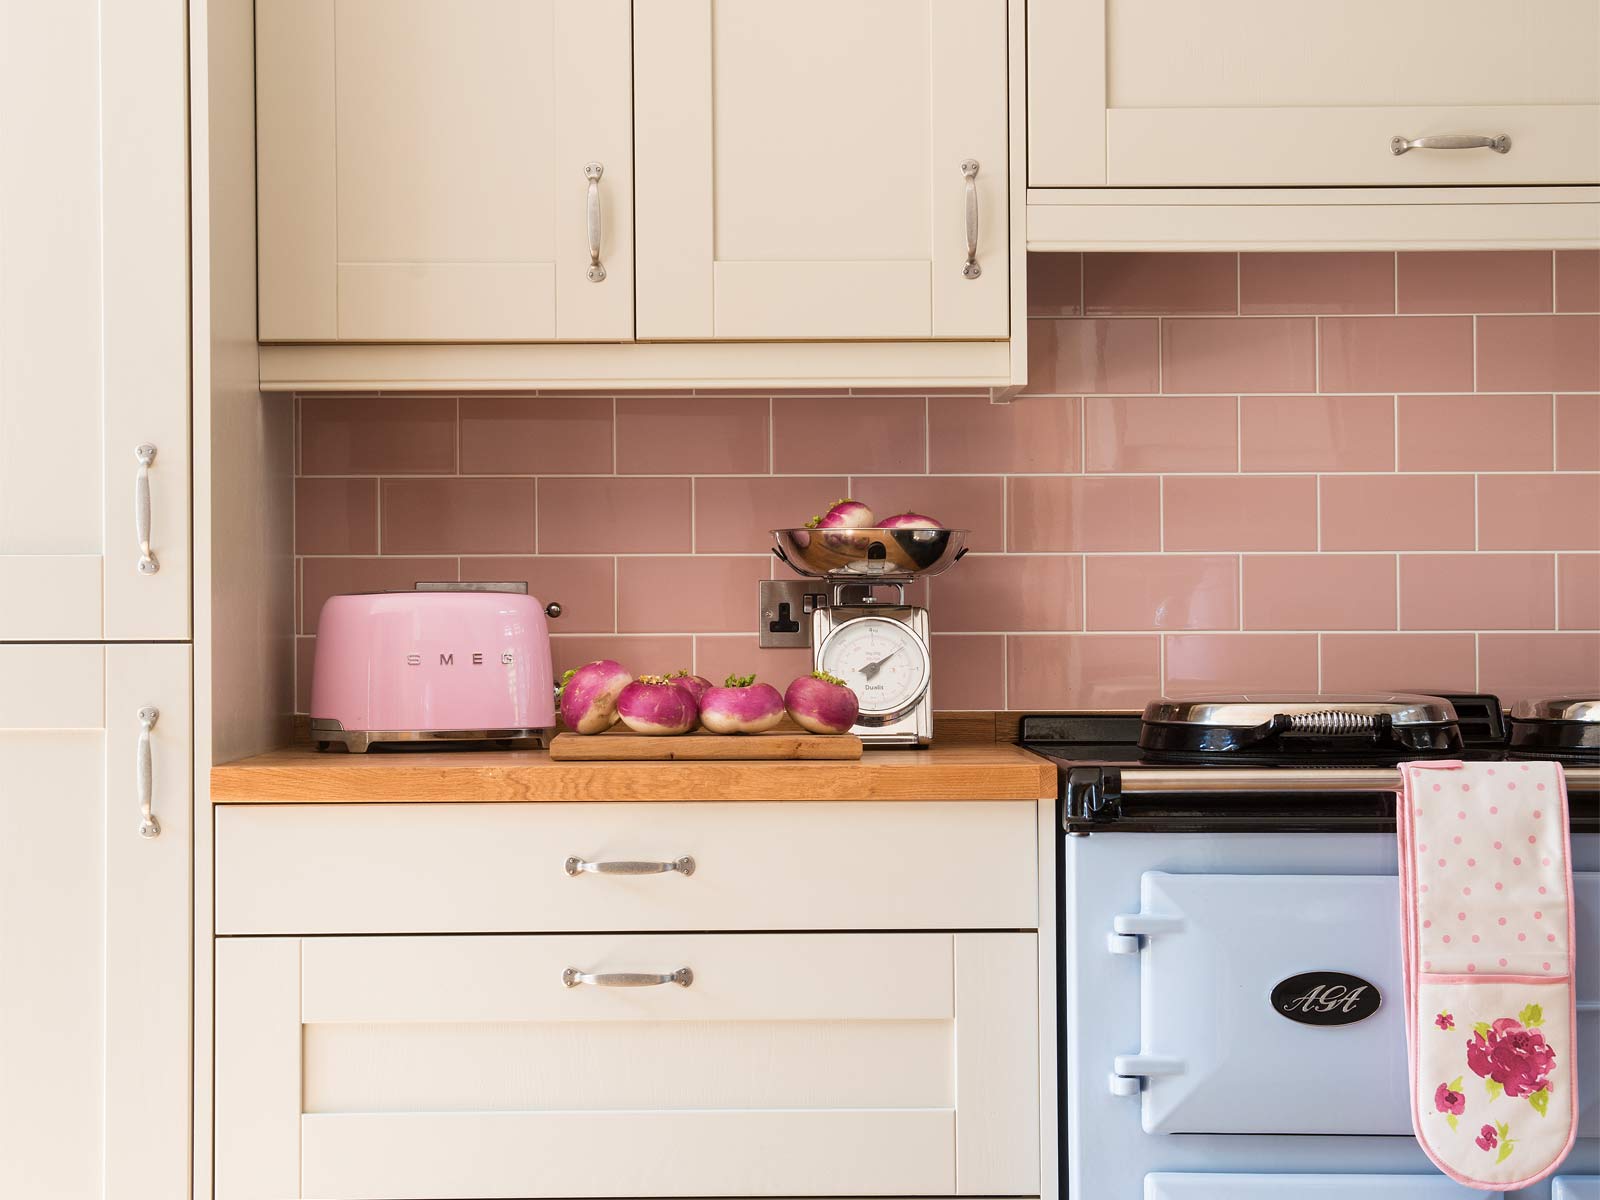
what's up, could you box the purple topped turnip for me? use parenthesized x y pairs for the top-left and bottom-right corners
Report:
(616, 675), (699, 736)
(558, 659), (632, 734)
(784, 671), (860, 734)
(668, 670), (713, 708)
(699, 674), (786, 735)
(806, 498), (875, 530)
(879, 511), (943, 529)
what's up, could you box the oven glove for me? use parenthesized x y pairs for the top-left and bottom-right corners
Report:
(1397, 759), (1577, 1190)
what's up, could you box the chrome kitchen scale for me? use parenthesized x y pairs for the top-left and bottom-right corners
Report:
(768, 527), (967, 747)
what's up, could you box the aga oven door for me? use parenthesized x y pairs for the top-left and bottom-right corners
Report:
(1113, 870), (1599, 1137)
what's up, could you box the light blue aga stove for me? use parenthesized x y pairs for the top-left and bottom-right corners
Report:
(1023, 700), (1599, 1200)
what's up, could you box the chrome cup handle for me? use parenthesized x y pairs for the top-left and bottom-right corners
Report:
(563, 967), (694, 988)
(565, 855), (695, 877)
(1390, 133), (1510, 156)
(137, 706), (161, 838)
(135, 443), (159, 575)
(584, 161), (606, 282)
(961, 158), (981, 279)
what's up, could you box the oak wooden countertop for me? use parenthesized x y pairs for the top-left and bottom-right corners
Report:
(209, 742), (1056, 804)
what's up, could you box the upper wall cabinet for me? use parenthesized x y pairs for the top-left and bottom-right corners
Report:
(256, 0), (634, 342)
(633, 0), (1010, 340)
(1029, 0), (1599, 187)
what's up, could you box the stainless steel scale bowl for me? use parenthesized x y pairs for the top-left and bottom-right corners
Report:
(771, 526), (967, 580)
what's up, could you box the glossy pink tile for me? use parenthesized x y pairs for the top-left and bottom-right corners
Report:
(928, 395), (1081, 474)
(1027, 252), (1082, 317)
(295, 478), (378, 556)
(617, 556), (771, 633)
(1083, 252), (1237, 315)
(1007, 476), (1162, 553)
(1005, 634), (1161, 710)
(1396, 394), (1554, 471)
(1559, 554), (1600, 629)
(1397, 251), (1552, 314)
(853, 476), (1005, 550)
(1399, 555), (1555, 630)
(300, 396), (457, 475)
(1025, 318), (1160, 395)
(771, 395), (926, 474)
(538, 477), (691, 554)
(1319, 316), (1475, 393)
(934, 555), (1083, 632)
(1238, 252), (1395, 316)
(1239, 395), (1395, 472)
(693, 476), (850, 553)
(1556, 395), (1600, 470)
(1163, 633), (1320, 693)
(1243, 555), (1396, 630)
(616, 395), (768, 475)
(931, 635), (1006, 709)
(300, 556), (456, 634)
(1162, 318), (1316, 393)
(1163, 476), (1318, 551)
(1085, 555), (1238, 630)
(1320, 633), (1478, 694)
(459, 396), (613, 475)
(693, 635), (813, 692)
(1084, 395), (1237, 473)
(381, 478), (537, 554)
(459, 556), (615, 634)
(1478, 633), (1600, 705)
(1478, 474), (1600, 551)
(550, 635), (693, 682)
(296, 636), (317, 714)
(1320, 476), (1477, 551)
(1477, 315), (1600, 392)
(1555, 250), (1600, 313)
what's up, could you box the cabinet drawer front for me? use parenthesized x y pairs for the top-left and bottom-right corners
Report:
(215, 801), (1037, 933)
(216, 933), (1040, 1198)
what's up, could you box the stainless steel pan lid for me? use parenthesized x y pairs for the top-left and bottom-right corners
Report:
(1510, 697), (1599, 722)
(1144, 693), (1459, 728)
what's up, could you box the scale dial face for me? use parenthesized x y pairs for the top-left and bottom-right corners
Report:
(817, 615), (931, 719)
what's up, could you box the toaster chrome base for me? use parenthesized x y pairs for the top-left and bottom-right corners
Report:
(310, 718), (551, 753)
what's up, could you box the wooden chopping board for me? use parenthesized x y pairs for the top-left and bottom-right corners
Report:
(549, 729), (863, 761)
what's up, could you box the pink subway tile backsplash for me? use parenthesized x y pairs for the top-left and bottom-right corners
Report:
(1085, 395), (1237, 473)
(292, 250), (1600, 710)
(1238, 252), (1395, 316)
(1239, 395), (1394, 472)
(1396, 251), (1552, 315)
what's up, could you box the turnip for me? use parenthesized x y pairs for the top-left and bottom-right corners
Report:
(784, 671), (860, 734)
(879, 512), (943, 529)
(699, 674), (786, 734)
(668, 670), (713, 708)
(806, 498), (875, 530)
(558, 659), (632, 734)
(616, 675), (699, 736)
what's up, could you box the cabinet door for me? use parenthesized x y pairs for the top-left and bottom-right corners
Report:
(257, 0), (633, 343)
(635, 0), (1009, 341)
(0, 644), (192, 1199)
(1030, 0), (1600, 186)
(0, 0), (191, 641)
(217, 932), (1038, 1199)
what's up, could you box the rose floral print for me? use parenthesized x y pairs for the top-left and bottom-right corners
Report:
(1466, 1004), (1556, 1115)
(1434, 1078), (1466, 1130)
(1435, 1011), (1455, 1031)
(1476, 1120), (1516, 1164)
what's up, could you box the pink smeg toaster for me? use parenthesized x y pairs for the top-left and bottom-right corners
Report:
(309, 582), (556, 752)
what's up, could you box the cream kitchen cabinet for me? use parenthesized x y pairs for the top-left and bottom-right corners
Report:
(0, 0), (190, 640)
(0, 644), (192, 1199)
(1029, 0), (1599, 188)
(256, 0), (635, 342)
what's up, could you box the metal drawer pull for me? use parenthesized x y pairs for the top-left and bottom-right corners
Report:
(565, 855), (695, 877)
(1390, 133), (1510, 156)
(563, 967), (693, 989)
(134, 443), (159, 574)
(960, 158), (981, 279)
(137, 706), (161, 838)
(584, 161), (606, 282)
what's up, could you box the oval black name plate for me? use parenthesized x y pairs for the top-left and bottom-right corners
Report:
(1271, 971), (1382, 1026)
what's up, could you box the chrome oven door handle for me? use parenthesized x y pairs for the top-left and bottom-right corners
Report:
(137, 706), (161, 838)
(135, 443), (159, 574)
(563, 967), (693, 988)
(1390, 133), (1510, 156)
(565, 855), (695, 877)
(960, 158), (981, 279)
(584, 161), (606, 282)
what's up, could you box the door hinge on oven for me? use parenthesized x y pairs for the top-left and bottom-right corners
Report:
(1106, 912), (1184, 955)
(1109, 1053), (1186, 1097)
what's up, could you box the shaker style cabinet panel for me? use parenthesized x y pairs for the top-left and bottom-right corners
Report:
(0, 0), (190, 640)
(216, 932), (1040, 1200)
(256, 0), (634, 342)
(634, 0), (1010, 340)
(0, 644), (192, 1200)
(1029, 0), (1600, 187)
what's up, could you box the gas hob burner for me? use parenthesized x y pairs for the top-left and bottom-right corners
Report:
(1507, 696), (1600, 763)
(1138, 693), (1464, 766)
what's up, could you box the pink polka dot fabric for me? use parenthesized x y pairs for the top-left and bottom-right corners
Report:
(1397, 760), (1577, 1190)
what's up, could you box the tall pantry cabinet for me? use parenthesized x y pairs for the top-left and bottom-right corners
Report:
(0, 1), (193, 1196)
